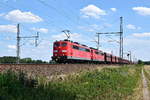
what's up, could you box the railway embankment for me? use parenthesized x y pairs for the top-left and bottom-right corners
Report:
(0, 64), (142, 100)
(0, 64), (120, 80)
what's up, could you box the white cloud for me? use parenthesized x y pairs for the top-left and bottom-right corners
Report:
(126, 24), (141, 30)
(110, 8), (117, 12)
(8, 45), (16, 49)
(126, 24), (136, 30)
(132, 7), (150, 16)
(0, 25), (17, 33)
(31, 27), (48, 33)
(80, 4), (106, 19)
(5, 10), (43, 23)
(133, 32), (150, 37)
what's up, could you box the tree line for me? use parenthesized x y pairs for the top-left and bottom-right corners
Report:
(0, 56), (149, 65)
(143, 61), (150, 65)
(138, 60), (150, 65)
(0, 56), (51, 64)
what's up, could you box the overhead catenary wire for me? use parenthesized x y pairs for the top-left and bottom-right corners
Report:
(1, 0), (122, 46)
(0, 0), (122, 48)
(35, 0), (111, 35)
(0, 1), (63, 45)
(96, 17), (123, 58)
(55, 0), (123, 47)
(1, 0), (120, 40)
(0, 3), (59, 54)
(35, 0), (74, 29)
(0, 1), (65, 30)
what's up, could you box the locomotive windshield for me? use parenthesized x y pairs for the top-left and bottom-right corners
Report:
(72, 45), (79, 50)
(62, 43), (67, 47)
(54, 43), (60, 47)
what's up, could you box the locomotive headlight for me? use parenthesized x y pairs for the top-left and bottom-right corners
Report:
(54, 50), (58, 52)
(62, 50), (67, 52)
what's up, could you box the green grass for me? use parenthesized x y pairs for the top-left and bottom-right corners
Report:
(0, 65), (142, 100)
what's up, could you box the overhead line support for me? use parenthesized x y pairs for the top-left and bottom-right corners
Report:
(96, 17), (123, 59)
(16, 24), (20, 64)
(16, 24), (39, 64)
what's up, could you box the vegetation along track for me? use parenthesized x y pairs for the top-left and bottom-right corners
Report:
(0, 64), (119, 79)
(0, 64), (142, 100)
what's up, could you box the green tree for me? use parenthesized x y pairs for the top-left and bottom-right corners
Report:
(138, 60), (144, 65)
(0, 56), (48, 64)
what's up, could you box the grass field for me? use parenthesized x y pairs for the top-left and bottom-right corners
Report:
(0, 65), (142, 100)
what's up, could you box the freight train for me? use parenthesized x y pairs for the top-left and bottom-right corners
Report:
(52, 39), (131, 64)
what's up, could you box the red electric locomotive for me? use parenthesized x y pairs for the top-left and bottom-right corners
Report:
(52, 39), (130, 64)
(52, 40), (92, 63)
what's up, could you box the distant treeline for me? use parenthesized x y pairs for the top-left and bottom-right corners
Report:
(137, 60), (150, 65)
(143, 61), (150, 65)
(0, 56), (53, 64)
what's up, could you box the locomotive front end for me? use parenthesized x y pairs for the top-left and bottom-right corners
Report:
(52, 40), (69, 63)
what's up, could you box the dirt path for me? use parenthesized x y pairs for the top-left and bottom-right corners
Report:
(142, 68), (150, 100)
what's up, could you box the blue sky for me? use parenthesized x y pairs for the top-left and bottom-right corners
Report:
(0, 0), (150, 61)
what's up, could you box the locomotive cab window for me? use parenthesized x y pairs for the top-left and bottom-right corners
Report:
(62, 43), (67, 47)
(54, 43), (60, 47)
(95, 51), (99, 54)
(72, 45), (79, 50)
(85, 49), (90, 52)
(95, 51), (103, 55)
(79, 47), (85, 51)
